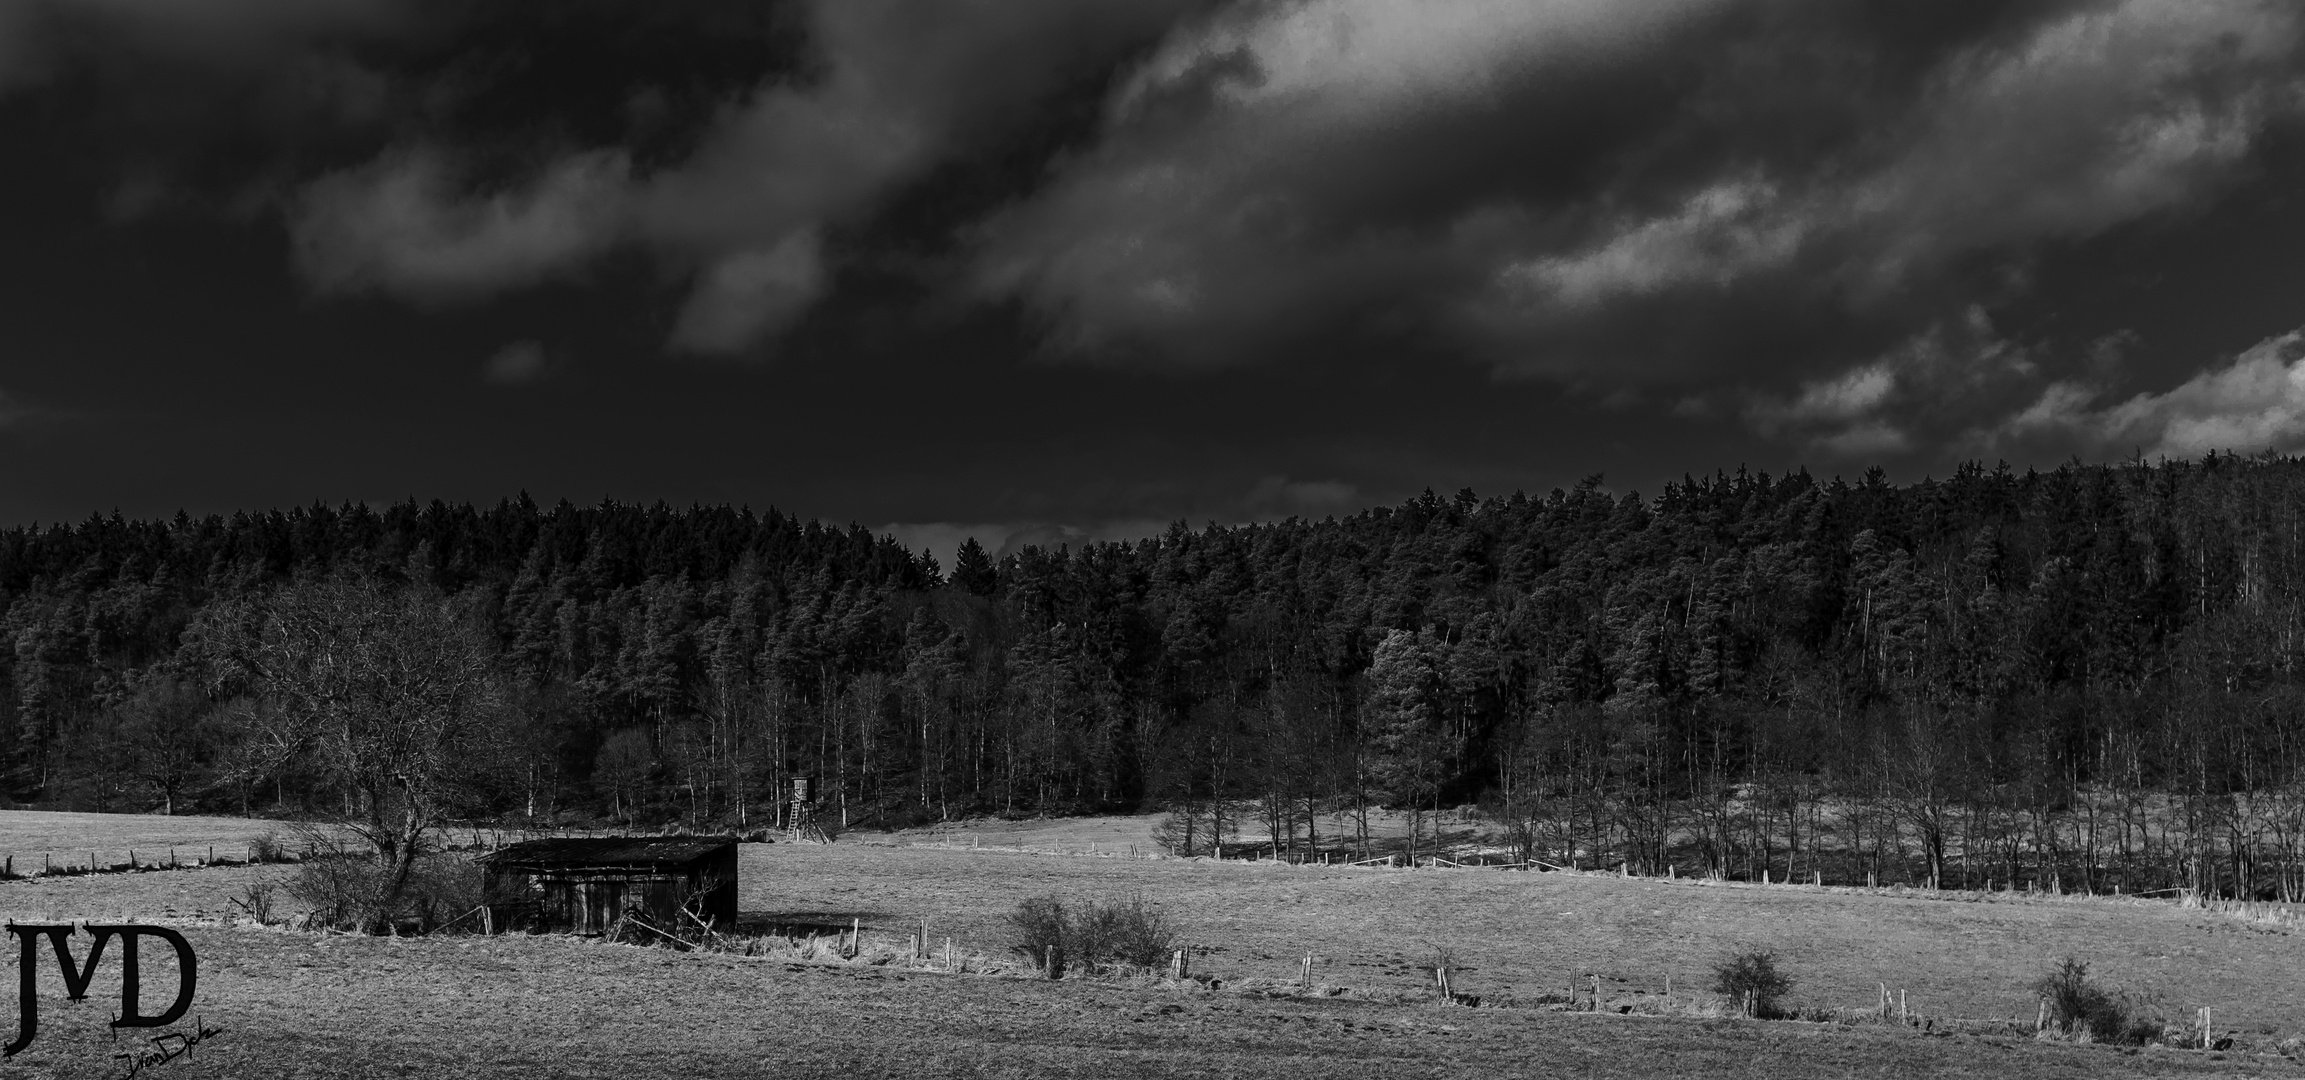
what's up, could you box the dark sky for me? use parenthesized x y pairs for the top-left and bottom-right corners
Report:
(6, 0), (2305, 563)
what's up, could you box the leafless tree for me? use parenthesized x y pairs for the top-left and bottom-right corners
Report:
(216, 570), (503, 932)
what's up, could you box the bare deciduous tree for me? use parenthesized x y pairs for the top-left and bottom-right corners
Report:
(219, 570), (502, 932)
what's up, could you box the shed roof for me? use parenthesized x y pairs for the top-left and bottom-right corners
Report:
(476, 836), (738, 867)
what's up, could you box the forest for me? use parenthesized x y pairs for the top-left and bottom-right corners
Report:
(9, 454), (2305, 901)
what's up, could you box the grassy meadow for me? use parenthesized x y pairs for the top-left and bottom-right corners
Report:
(0, 810), (326, 873)
(0, 810), (2296, 1078)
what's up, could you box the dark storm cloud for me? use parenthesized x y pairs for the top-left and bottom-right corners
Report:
(277, 0), (1207, 351)
(26, 3), (2305, 377)
(0, 0), (404, 82)
(976, 0), (2305, 452)
(11, 0), (2305, 534)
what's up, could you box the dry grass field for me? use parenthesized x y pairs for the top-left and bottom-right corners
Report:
(0, 810), (332, 873)
(0, 810), (2297, 1078)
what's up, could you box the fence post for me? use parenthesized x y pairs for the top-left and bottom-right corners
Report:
(1046, 944), (1065, 980)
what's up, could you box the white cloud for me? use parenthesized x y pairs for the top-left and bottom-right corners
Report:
(1838, 0), (2299, 290)
(481, 340), (549, 386)
(1759, 365), (1898, 428)
(1479, 0), (2301, 363)
(1109, 0), (1714, 119)
(1502, 180), (1805, 310)
(290, 147), (630, 303)
(1734, 308), (2038, 458)
(1998, 330), (2305, 458)
(1816, 421), (1911, 458)
(668, 232), (827, 355)
(1741, 363), (1906, 457)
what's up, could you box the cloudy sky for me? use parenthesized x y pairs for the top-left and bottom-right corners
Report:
(6, 0), (2305, 561)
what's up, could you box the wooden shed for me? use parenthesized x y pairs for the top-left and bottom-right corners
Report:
(477, 836), (739, 934)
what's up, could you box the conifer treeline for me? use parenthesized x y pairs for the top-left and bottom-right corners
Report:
(11, 457), (2305, 899)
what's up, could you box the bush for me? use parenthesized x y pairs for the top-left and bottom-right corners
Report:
(249, 832), (284, 864)
(233, 879), (279, 926)
(1712, 951), (1795, 1018)
(1008, 896), (1069, 967)
(2032, 958), (2154, 1044)
(401, 854), (500, 933)
(286, 845), (502, 935)
(1007, 892), (1181, 974)
(1074, 893), (1178, 968)
(286, 851), (390, 931)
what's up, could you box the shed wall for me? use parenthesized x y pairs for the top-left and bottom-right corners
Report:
(481, 848), (739, 934)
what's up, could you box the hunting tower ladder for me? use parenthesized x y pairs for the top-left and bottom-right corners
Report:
(786, 775), (830, 844)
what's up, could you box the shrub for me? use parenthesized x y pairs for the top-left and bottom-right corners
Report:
(1008, 896), (1069, 967)
(1712, 951), (1794, 1018)
(286, 845), (501, 934)
(2031, 958), (2152, 1044)
(402, 854), (500, 933)
(249, 832), (284, 864)
(233, 879), (279, 926)
(1074, 893), (1178, 969)
(287, 852), (390, 931)
(1007, 892), (1181, 974)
